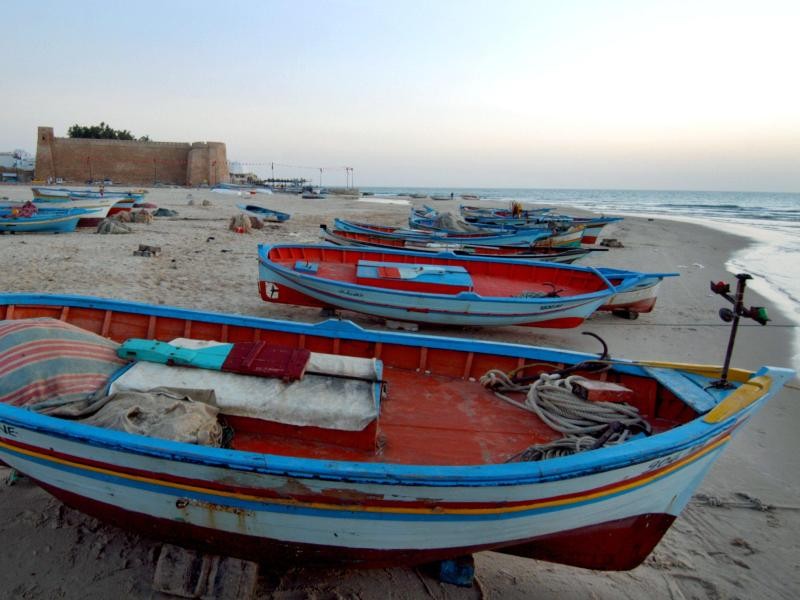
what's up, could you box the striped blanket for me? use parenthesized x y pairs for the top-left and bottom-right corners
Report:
(0, 318), (126, 410)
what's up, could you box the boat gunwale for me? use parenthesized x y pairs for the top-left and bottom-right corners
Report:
(0, 292), (792, 487)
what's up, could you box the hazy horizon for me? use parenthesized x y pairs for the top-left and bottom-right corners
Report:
(2, 0), (798, 193)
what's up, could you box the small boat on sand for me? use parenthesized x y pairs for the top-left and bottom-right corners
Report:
(0, 207), (90, 233)
(1, 198), (117, 228)
(319, 224), (605, 263)
(0, 292), (791, 571)
(302, 189), (327, 199)
(453, 208), (622, 245)
(32, 187), (145, 203)
(236, 204), (291, 223)
(257, 243), (662, 328)
(333, 218), (553, 247)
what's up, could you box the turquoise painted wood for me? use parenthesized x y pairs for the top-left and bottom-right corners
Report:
(118, 339), (232, 370)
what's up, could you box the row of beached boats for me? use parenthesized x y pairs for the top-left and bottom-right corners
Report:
(0, 195), (792, 580)
(259, 207), (668, 327)
(0, 186), (148, 233)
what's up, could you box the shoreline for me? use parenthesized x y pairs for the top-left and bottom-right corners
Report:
(0, 187), (798, 599)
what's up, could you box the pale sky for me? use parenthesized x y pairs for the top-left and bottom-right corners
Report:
(2, 0), (799, 191)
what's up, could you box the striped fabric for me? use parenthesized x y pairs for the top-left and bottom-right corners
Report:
(0, 318), (125, 409)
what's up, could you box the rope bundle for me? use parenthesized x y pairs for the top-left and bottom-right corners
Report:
(480, 369), (651, 461)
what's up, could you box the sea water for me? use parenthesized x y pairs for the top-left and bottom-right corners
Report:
(364, 187), (800, 367)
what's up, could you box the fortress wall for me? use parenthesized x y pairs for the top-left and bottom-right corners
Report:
(34, 127), (229, 186)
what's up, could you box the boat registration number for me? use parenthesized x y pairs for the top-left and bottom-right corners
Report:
(0, 423), (17, 437)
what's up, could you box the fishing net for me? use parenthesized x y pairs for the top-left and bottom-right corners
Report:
(228, 213), (253, 233)
(131, 209), (154, 224)
(434, 212), (482, 232)
(96, 219), (132, 234)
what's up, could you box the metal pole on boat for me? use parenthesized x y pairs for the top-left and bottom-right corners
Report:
(710, 273), (769, 389)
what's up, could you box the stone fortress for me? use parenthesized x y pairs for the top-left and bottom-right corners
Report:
(34, 127), (229, 186)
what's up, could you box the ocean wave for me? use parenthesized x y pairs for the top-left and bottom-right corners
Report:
(655, 203), (744, 210)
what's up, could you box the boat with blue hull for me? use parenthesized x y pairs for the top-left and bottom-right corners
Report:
(0, 293), (792, 570)
(319, 224), (605, 263)
(236, 203), (291, 222)
(412, 210), (623, 245)
(32, 187), (146, 203)
(2, 197), (119, 227)
(333, 218), (553, 247)
(460, 204), (552, 220)
(257, 243), (668, 327)
(409, 212), (587, 247)
(0, 207), (90, 233)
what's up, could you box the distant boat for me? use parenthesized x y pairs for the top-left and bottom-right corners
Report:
(213, 183), (274, 195)
(2, 197), (118, 228)
(302, 189), (327, 199)
(460, 205), (551, 220)
(237, 204), (291, 223)
(319, 224), (606, 263)
(0, 207), (90, 233)
(333, 218), (553, 246)
(408, 193), (428, 199)
(460, 194), (480, 201)
(32, 187), (145, 203)
(430, 195), (451, 201)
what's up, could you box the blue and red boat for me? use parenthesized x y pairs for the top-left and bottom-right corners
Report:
(333, 218), (554, 247)
(257, 244), (675, 327)
(0, 206), (90, 233)
(319, 224), (606, 263)
(0, 292), (792, 571)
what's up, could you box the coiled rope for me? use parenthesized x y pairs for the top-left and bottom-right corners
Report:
(480, 369), (651, 462)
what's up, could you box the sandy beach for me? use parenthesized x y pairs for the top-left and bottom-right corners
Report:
(1, 186), (798, 599)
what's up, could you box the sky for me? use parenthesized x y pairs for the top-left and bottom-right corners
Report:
(2, 0), (799, 191)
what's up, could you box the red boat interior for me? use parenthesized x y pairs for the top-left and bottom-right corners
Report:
(267, 245), (608, 299)
(0, 302), (699, 466)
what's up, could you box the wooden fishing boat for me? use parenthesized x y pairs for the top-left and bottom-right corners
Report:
(0, 293), (792, 571)
(596, 268), (679, 316)
(236, 203), (291, 223)
(319, 225), (605, 263)
(459, 213), (622, 245)
(257, 243), (654, 328)
(408, 212), (587, 248)
(0, 198), (116, 228)
(37, 197), (116, 227)
(0, 207), (90, 233)
(31, 186), (93, 199)
(302, 189), (327, 199)
(32, 187), (145, 203)
(460, 204), (551, 218)
(334, 218), (552, 247)
(430, 195), (451, 201)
